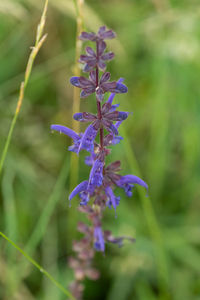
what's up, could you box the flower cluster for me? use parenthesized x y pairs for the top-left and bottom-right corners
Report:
(51, 26), (148, 299)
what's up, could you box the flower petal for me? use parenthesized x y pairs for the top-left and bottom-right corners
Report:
(118, 175), (148, 190)
(51, 125), (80, 141)
(70, 77), (82, 88)
(98, 40), (106, 56)
(100, 72), (110, 84)
(107, 78), (124, 104)
(69, 180), (89, 201)
(88, 159), (104, 188)
(79, 32), (96, 41)
(94, 226), (105, 252)
(86, 46), (96, 57)
(101, 52), (115, 61)
(105, 186), (120, 216)
(115, 82), (128, 93)
(78, 124), (98, 153)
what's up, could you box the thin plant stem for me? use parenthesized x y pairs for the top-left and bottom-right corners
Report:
(0, 231), (76, 300)
(0, 0), (48, 176)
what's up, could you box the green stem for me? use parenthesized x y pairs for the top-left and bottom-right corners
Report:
(0, 0), (48, 176)
(0, 231), (76, 300)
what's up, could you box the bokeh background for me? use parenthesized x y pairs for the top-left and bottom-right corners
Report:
(0, 0), (200, 299)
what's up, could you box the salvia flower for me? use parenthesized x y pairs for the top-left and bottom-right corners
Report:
(51, 26), (148, 300)
(79, 42), (114, 72)
(70, 71), (127, 101)
(93, 226), (105, 252)
(79, 26), (116, 42)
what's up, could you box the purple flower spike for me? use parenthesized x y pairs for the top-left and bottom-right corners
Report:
(116, 175), (148, 197)
(105, 186), (120, 217)
(51, 27), (147, 282)
(94, 226), (105, 252)
(88, 159), (104, 188)
(78, 124), (98, 153)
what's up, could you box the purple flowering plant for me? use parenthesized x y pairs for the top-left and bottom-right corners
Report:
(51, 26), (148, 299)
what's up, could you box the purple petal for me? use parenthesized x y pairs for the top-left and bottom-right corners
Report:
(88, 159), (104, 188)
(115, 83), (128, 93)
(112, 135), (123, 144)
(69, 180), (89, 201)
(86, 46), (96, 56)
(107, 123), (119, 135)
(70, 77), (81, 88)
(51, 125), (80, 141)
(115, 121), (122, 129)
(100, 72), (110, 84)
(118, 112), (128, 120)
(78, 124), (98, 153)
(109, 104), (120, 112)
(105, 186), (120, 216)
(79, 76), (94, 88)
(85, 152), (96, 166)
(79, 32), (96, 41)
(89, 70), (96, 84)
(100, 29), (116, 40)
(118, 175), (148, 190)
(98, 26), (106, 35)
(101, 81), (117, 92)
(73, 113), (84, 121)
(80, 87), (95, 98)
(98, 40), (106, 56)
(107, 78), (124, 104)
(105, 111), (128, 121)
(96, 88), (104, 102)
(101, 52), (115, 61)
(98, 60), (106, 71)
(94, 226), (105, 252)
(73, 112), (96, 122)
(79, 55), (92, 62)
(83, 63), (94, 72)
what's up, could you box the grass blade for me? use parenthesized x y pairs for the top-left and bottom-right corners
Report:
(0, 0), (48, 176)
(0, 231), (76, 300)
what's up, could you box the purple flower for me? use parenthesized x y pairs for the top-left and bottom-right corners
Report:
(69, 180), (95, 206)
(116, 175), (148, 197)
(51, 124), (97, 154)
(51, 124), (81, 153)
(88, 159), (104, 189)
(70, 71), (127, 101)
(85, 152), (96, 166)
(79, 26), (116, 42)
(107, 78), (125, 104)
(73, 103), (128, 137)
(94, 226), (105, 252)
(77, 124), (98, 153)
(79, 42), (114, 72)
(105, 186), (120, 216)
(51, 124), (79, 140)
(69, 180), (89, 202)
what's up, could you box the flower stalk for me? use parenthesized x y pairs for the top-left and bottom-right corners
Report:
(51, 26), (148, 299)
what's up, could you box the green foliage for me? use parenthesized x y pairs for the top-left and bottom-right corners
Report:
(0, 0), (200, 299)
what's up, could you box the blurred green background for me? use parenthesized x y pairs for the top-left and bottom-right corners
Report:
(0, 0), (200, 299)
